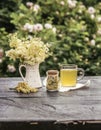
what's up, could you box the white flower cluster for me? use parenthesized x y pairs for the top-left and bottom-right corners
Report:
(7, 65), (16, 73)
(88, 7), (95, 14)
(23, 23), (56, 33)
(67, 0), (77, 8)
(26, 2), (40, 13)
(6, 34), (50, 65)
(87, 7), (96, 19)
(90, 39), (96, 46)
(97, 17), (101, 23)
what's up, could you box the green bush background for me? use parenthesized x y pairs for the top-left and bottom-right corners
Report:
(0, 0), (101, 77)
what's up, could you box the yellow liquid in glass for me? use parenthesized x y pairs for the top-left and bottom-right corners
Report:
(60, 69), (77, 87)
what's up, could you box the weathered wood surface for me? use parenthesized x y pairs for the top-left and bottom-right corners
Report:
(0, 77), (101, 123)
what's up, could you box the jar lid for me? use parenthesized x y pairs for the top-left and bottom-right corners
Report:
(47, 70), (59, 75)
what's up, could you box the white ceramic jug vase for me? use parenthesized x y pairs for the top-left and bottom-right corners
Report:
(19, 64), (42, 88)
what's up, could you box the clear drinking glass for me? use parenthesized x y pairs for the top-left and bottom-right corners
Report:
(60, 64), (85, 87)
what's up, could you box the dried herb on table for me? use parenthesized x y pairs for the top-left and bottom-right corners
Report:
(15, 82), (38, 94)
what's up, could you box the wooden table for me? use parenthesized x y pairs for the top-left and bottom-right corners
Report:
(0, 76), (101, 130)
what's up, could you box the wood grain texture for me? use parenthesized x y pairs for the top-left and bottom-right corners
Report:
(0, 77), (101, 123)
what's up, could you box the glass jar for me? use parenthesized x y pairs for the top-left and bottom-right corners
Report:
(46, 70), (59, 91)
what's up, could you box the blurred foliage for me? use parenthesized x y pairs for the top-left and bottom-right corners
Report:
(0, 0), (19, 31)
(1, 0), (101, 76)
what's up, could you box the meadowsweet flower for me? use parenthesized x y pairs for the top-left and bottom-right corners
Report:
(23, 23), (34, 32)
(26, 2), (33, 7)
(88, 7), (95, 14)
(33, 4), (40, 13)
(58, 34), (63, 37)
(52, 27), (57, 33)
(90, 39), (95, 46)
(6, 34), (50, 65)
(90, 14), (95, 19)
(67, 0), (77, 8)
(97, 17), (101, 23)
(7, 65), (16, 72)
(33, 23), (43, 32)
(44, 23), (52, 29)
(60, 1), (65, 5)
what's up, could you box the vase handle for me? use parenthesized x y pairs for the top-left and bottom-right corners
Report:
(19, 64), (26, 81)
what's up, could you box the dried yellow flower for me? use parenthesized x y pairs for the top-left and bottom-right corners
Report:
(15, 82), (38, 93)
